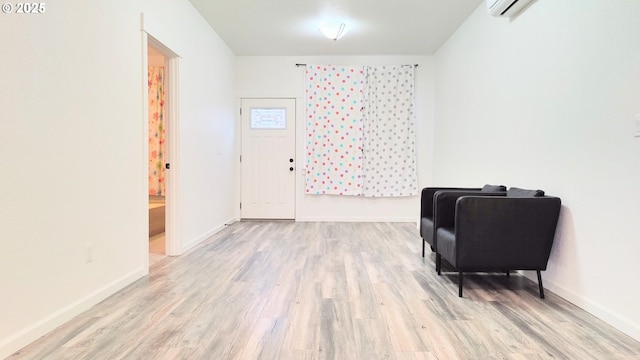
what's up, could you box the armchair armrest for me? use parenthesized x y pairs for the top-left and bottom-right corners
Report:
(454, 196), (561, 270)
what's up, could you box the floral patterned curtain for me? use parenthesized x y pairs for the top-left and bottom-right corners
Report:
(148, 66), (165, 196)
(304, 65), (365, 195)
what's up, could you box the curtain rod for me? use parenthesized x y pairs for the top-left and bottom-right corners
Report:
(296, 63), (418, 67)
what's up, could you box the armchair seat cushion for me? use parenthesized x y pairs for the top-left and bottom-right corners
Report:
(420, 218), (434, 243)
(436, 227), (456, 265)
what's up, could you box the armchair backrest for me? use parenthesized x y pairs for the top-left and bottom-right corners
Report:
(433, 189), (507, 230)
(421, 185), (506, 220)
(420, 187), (481, 219)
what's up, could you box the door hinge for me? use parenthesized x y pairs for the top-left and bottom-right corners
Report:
(240, 108), (242, 115)
(240, 202), (242, 209)
(240, 155), (242, 162)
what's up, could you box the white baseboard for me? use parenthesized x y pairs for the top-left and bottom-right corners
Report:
(180, 217), (238, 253)
(225, 217), (240, 226)
(0, 267), (147, 360)
(524, 272), (640, 343)
(295, 216), (416, 222)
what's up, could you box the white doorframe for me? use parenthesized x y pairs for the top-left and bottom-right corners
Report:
(142, 30), (181, 266)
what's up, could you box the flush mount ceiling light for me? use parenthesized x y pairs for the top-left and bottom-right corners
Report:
(319, 21), (348, 41)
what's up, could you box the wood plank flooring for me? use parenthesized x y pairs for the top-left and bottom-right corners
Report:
(8, 221), (640, 360)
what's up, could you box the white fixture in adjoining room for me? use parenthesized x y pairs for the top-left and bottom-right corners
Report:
(487, 0), (533, 17)
(319, 21), (348, 40)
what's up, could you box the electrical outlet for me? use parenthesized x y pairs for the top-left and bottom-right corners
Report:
(85, 243), (93, 263)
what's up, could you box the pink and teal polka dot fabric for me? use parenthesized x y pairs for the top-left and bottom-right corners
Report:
(305, 64), (418, 197)
(305, 65), (365, 196)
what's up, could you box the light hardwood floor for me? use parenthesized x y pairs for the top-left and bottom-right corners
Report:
(8, 221), (640, 360)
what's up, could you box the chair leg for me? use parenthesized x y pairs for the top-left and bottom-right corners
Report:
(458, 272), (463, 297)
(422, 239), (425, 257)
(436, 253), (441, 275)
(537, 270), (545, 299)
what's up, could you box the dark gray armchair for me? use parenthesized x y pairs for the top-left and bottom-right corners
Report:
(420, 187), (479, 257)
(420, 185), (506, 264)
(435, 188), (561, 298)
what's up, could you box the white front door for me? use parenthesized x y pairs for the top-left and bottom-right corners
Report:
(241, 98), (296, 219)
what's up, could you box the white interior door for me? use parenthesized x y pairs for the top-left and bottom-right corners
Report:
(241, 98), (296, 219)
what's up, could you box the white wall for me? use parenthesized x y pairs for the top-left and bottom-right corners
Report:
(143, 1), (237, 251)
(0, 0), (236, 357)
(236, 55), (434, 222)
(434, 0), (640, 340)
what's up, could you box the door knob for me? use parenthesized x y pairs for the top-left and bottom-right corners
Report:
(289, 167), (294, 171)
(289, 158), (294, 163)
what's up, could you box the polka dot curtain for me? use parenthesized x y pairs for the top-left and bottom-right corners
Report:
(304, 65), (365, 196)
(362, 65), (418, 197)
(305, 64), (417, 197)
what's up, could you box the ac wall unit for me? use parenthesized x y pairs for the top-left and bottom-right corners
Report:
(487, 0), (532, 17)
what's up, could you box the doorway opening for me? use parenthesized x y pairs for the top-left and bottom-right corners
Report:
(147, 43), (167, 265)
(144, 34), (180, 266)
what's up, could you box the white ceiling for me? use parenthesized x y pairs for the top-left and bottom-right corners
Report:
(188, 0), (483, 56)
